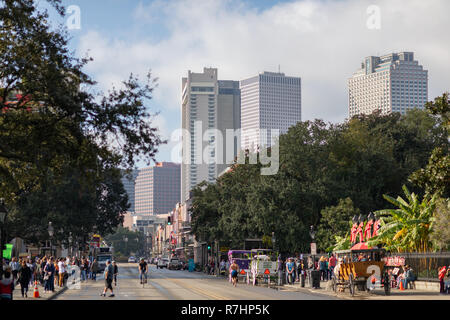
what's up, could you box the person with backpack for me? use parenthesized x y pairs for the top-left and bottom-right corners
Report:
(0, 268), (14, 300)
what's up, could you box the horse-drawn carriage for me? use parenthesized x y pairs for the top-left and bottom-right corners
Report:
(249, 249), (278, 286)
(332, 248), (391, 296)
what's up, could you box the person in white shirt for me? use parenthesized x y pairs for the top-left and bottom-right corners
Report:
(57, 258), (66, 287)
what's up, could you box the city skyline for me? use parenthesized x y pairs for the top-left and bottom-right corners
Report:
(44, 0), (450, 168)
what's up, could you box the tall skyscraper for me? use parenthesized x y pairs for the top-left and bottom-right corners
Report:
(121, 169), (138, 213)
(348, 52), (428, 117)
(240, 71), (301, 152)
(181, 68), (241, 202)
(135, 162), (180, 216)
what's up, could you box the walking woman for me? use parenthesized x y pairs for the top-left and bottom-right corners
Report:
(43, 257), (56, 293)
(319, 256), (328, 281)
(18, 260), (32, 298)
(0, 267), (14, 300)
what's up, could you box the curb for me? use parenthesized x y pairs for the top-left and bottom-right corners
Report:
(48, 286), (68, 300)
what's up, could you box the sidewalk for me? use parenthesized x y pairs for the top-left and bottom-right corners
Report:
(279, 279), (450, 300)
(12, 275), (83, 301)
(12, 282), (66, 301)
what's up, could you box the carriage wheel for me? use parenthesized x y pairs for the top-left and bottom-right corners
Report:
(349, 274), (355, 297)
(384, 273), (391, 296)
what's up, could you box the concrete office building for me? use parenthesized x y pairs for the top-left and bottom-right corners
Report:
(348, 52), (428, 117)
(240, 71), (301, 152)
(121, 170), (138, 213)
(181, 68), (241, 202)
(135, 162), (180, 216)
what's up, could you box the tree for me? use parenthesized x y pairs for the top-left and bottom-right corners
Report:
(430, 198), (450, 251)
(0, 0), (164, 244)
(316, 198), (360, 252)
(409, 93), (450, 198)
(368, 186), (437, 253)
(103, 226), (145, 257)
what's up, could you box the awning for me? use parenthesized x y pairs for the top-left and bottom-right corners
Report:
(351, 242), (369, 250)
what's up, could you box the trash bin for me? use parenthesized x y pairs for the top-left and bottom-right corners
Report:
(311, 270), (321, 289)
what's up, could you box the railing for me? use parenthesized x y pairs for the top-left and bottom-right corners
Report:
(393, 252), (450, 282)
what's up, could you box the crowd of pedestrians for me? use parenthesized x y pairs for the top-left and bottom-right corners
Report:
(0, 254), (101, 300)
(276, 254), (338, 285)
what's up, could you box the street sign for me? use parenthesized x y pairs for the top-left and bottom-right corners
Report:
(220, 247), (229, 252)
(264, 269), (270, 275)
(240, 270), (246, 275)
(310, 243), (317, 255)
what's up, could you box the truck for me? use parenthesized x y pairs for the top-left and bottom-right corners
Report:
(93, 246), (114, 273)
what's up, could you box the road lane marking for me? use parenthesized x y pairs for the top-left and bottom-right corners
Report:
(166, 278), (229, 300)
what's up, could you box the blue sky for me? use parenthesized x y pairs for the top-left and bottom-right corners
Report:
(43, 0), (450, 168)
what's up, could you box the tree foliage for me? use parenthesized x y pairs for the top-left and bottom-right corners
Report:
(0, 0), (164, 245)
(430, 198), (450, 251)
(368, 186), (437, 253)
(316, 198), (360, 252)
(190, 108), (446, 254)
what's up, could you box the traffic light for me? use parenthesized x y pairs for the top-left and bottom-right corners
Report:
(207, 245), (211, 250)
(167, 216), (172, 225)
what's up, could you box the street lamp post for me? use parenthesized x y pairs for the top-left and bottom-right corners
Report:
(309, 225), (316, 268)
(271, 232), (276, 253)
(0, 199), (8, 279)
(48, 221), (54, 257)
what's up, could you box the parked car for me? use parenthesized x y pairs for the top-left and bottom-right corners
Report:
(128, 256), (136, 263)
(168, 258), (180, 270)
(157, 258), (169, 269)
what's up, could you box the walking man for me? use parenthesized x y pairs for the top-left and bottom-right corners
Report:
(18, 261), (32, 298)
(9, 257), (20, 281)
(100, 260), (115, 297)
(91, 259), (98, 281)
(230, 261), (239, 287)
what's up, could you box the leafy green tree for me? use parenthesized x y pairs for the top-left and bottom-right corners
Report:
(316, 198), (360, 252)
(368, 186), (437, 253)
(0, 0), (164, 245)
(104, 226), (145, 257)
(430, 198), (450, 251)
(409, 93), (450, 198)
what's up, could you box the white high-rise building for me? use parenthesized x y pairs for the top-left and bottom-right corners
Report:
(348, 52), (428, 117)
(181, 68), (240, 202)
(240, 71), (301, 152)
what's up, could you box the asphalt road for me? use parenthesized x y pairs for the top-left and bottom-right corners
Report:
(55, 263), (338, 300)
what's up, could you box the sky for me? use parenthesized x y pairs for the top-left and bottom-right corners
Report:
(44, 0), (450, 168)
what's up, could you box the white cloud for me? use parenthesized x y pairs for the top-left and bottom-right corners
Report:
(77, 0), (450, 158)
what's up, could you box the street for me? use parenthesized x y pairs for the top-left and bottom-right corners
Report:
(54, 263), (337, 300)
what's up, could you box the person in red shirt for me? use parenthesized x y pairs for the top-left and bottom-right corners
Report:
(438, 266), (447, 294)
(328, 254), (337, 280)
